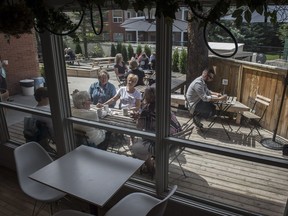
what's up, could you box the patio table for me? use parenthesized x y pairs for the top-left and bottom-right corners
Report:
(30, 145), (144, 214)
(205, 96), (236, 140)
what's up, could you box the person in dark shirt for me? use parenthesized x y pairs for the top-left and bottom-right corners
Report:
(114, 53), (128, 81)
(125, 60), (145, 86)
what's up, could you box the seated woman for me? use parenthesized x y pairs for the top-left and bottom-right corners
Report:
(71, 90), (106, 149)
(114, 53), (128, 81)
(89, 70), (116, 107)
(138, 53), (150, 70)
(131, 86), (182, 176)
(97, 74), (142, 111)
(125, 60), (145, 86)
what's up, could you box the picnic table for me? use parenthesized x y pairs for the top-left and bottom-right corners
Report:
(135, 74), (186, 93)
(90, 57), (115, 68)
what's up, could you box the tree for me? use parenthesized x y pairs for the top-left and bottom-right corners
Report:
(91, 43), (104, 57)
(144, 44), (151, 57)
(172, 48), (180, 72)
(278, 24), (288, 43)
(110, 44), (116, 57)
(75, 43), (82, 54)
(187, 14), (209, 83)
(116, 43), (122, 54)
(179, 48), (188, 74)
(136, 44), (142, 57)
(127, 44), (134, 59)
(121, 44), (128, 63)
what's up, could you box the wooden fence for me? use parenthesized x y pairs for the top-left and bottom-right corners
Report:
(209, 57), (288, 139)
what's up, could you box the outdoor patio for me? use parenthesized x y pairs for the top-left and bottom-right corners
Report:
(6, 84), (288, 216)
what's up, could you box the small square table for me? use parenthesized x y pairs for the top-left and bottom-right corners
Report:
(30, 145), (144, 208)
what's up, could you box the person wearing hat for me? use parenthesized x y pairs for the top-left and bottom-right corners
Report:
(125, 60), (145, 86)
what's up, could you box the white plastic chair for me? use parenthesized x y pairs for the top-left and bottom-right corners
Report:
(52, 185), (177, 216)
(14, 142), (66, 215)
(105, 185), (177, 216)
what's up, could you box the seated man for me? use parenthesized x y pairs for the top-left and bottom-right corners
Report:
(186, 67), (227, 128)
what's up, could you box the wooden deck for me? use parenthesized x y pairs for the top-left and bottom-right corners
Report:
(7, 113), (288, 216)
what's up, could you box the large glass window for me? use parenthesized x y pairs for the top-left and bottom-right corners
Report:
(1, 4), (288, 216)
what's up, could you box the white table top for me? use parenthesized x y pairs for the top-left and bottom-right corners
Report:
(30, 145), (144, 207)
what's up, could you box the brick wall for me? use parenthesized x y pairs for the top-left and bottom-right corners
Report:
(0, 33), (39, 95)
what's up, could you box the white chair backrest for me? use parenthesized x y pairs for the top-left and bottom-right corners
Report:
(14, 142), (53, 190)
(255, 94), (271, 107)
(147, 185), (177, 216)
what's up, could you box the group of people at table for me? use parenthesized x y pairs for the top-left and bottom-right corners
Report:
(32, 52), (225, 175)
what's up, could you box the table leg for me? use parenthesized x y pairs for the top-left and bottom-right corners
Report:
(89, 204), (99, 216)
(236, 113), (241, 124)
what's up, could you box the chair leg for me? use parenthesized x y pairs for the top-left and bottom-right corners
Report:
(33, 201), (47, 216)
(32, 200), (37, 216)
(175, 156), (187, 178)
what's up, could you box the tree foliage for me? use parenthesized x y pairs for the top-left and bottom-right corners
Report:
(172, 48), (179, 72)
(75, 42), (82, 54)
(110, 44), (117, 57)
(116, 43), (122, 54)
(121, 44), (128, 63)
(144, 44), (151, 57)
(179, 48), (188, 74)
(1, 0), (286, 40)
(127, 44), (134, 59)
(136, 44), (143, 57)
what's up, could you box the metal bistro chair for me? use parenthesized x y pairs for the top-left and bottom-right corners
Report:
(169, 125), (194, 178)
(115, 73), (126, 88)
(52, 185), (178, 216)
(236, 94), (271, 139)
(14, 142), (66, 216)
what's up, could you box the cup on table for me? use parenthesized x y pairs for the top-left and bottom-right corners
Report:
(97, 108), (102, 118)
(122, 108), (129, 116)
(104, 104), (109, 112)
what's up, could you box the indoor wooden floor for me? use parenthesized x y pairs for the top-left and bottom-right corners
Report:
(7, 113), (288, 216)
(0, 165), (92, 216)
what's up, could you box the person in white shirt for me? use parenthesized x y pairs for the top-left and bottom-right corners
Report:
(97, 74), (142, 112)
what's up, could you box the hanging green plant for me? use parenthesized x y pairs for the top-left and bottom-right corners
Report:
(0, 0), (284, 40)
(0, 2), (34, 37)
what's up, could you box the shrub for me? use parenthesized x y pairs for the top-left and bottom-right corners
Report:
(116, 43), (122, 54)
(75, 43), (82, 54)
(172, 48), (179, 72)
(144, 44), (151, 57)
(110, 44), (116, 57)
(136, 44), (142, 57)
(91, 43), (104, 58)
(121, 44), (128, 63)
(127, 44), (134, 59)
(179, 48), (188, 74)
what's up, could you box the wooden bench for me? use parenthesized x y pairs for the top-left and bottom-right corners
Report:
(66, 67), (100, 78)
(171, 94), (186, 109)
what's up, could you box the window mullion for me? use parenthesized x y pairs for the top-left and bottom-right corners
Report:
(155, 15), (173, 194)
